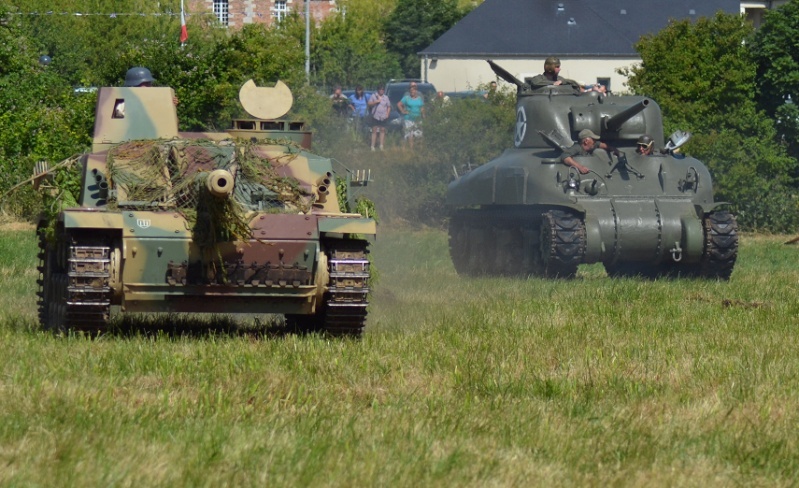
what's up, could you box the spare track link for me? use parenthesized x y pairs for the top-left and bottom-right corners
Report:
(37, 229), (112, 332)
(540, 210), (586, 278)
(700, 210), (738, 280)
(322, 240), (370, 336)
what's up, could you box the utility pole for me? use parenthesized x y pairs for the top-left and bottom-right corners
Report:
(305, 0), (310, 83)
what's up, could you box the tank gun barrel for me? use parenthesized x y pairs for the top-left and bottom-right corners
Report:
(604, 99), (650, 132)
(206, 169), (235, 198)
(487, 60), (526, 91)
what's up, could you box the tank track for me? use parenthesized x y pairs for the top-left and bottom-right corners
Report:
(700, 210), (738, 280)
(449, 209), (585, 278)
(37, 228), (112, 333)
(539, 210), (586, 278)
(287, 239), (370, 337)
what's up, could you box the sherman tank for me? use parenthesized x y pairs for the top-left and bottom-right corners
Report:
(34, 80), (375, 336)
(447, 61), (738, 279)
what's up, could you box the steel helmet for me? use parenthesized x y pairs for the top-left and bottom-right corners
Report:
(124, 67), (155, 87)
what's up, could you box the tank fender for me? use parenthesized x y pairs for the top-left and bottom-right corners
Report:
(62, 209), (123, 230)
(317, 216), (376, 236)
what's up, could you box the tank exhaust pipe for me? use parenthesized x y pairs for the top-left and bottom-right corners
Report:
(604, 99), (650, 132)
(314, 171), (332, 203)
(206, 169), (235, 198)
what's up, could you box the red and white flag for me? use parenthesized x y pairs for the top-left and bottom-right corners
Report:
(179, 0), (188, 43)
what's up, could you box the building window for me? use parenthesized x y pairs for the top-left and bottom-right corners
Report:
(214, 0), (229, 27)
(274, 0), (288, 22)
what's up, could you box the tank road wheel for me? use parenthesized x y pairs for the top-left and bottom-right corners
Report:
(36, 227), (113, 334)
(699, 210), (738, 280)
(539, 210), (586, 278)
(287, 239), (371, 338)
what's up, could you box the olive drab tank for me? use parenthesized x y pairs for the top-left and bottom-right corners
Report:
(446, 61), (738, 279)
(35, 80), (375, 336)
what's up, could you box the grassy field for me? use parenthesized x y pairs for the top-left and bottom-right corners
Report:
(1, 224), (799, 486)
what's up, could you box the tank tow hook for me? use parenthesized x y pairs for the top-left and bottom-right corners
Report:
(670, 242), (683, 262)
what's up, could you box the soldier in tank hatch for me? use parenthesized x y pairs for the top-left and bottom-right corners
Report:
(636, 134), (655, 155)
(114, 67), (178, 118)
(560, 129), (620, 174)
(528, 56), (582, 91)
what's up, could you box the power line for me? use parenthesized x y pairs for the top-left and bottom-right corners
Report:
(7, 11), (215, 18)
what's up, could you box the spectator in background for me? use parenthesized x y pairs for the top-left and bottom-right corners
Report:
(484, 81), (497, 99)
(368, 84), (391, 151)
(397, 82), (425, 150)
(330, 85), (352, 116)
(349, 85), (368, 118)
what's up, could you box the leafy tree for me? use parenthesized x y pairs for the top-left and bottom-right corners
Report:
(752, 0), (799, 160)
(623, 12), (798, 231)
(311, 10), (402, 88)
(384, 0), (466, 78)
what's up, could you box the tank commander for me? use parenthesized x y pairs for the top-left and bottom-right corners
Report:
(114, 67), (178, 117)
(528, 57), (582, 92)
(560, 129), (620, 174)
(636, 134), (655, 155)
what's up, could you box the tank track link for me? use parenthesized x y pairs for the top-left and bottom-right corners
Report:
(287, 239), (370, 337)
(37, 228), (112, 332)
(700, 210), (738, 280)
(540, 210), (586, 278)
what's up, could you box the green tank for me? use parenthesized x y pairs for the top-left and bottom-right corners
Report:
(447, 61), (738, 279)
(35, 80), (375, 336)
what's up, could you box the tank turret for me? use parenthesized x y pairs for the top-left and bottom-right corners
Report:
(447, 61), (738, 279)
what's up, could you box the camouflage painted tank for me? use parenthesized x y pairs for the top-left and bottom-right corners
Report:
(447, 61), (738, 279)
(35, 80), (375, 336)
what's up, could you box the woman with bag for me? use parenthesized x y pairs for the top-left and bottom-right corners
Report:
(368, 84), (391, 151)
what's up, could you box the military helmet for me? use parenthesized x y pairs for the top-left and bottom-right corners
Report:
(637, 134), (654, 146)
(544, 56), (561, 74)
(124, 67), (155, 87)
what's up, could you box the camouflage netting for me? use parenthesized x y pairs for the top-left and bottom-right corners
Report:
(107, 138), (312, 244)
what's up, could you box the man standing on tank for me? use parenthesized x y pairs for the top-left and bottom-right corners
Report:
(560, 129), (620, 174)
(529, 57), (582, 91)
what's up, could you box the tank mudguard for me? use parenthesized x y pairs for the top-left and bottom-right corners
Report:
(318, 216), (377, 236)
(61, 209), (123, 230)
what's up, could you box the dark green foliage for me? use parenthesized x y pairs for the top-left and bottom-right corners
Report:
(312, 13), (402, 88)
(624, 12), (799, 232)
(384, 0), (466, 77)
(424, 87), (516, 168)
(752, 0), (799, 161)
